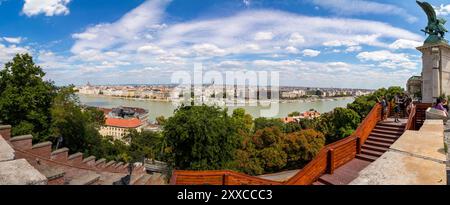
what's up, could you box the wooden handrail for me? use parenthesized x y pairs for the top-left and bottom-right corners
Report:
(351, 103), (382, 144)
(171, 170), (283, 185)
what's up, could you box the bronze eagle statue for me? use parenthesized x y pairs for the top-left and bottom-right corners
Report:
(416, 0), (448, 44)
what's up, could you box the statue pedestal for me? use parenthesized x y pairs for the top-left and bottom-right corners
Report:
(417, 43), (450, 103)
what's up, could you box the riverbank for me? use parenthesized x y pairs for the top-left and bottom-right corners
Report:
(77, 94), (355, 121)
(76, 93), (354, 104)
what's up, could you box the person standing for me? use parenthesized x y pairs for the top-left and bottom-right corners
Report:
(404, 95), (413, 116)
(380, 96), (387, 121)
(399, 93), (405, 117)
(394, 94), (401, 123)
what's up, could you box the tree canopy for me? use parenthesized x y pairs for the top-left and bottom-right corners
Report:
(163, 105), (242, 170)
(0, 54), (56, 138)
(316, 107), (361, 144)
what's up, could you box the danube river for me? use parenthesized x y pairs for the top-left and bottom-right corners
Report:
(78, 94), (354, 121)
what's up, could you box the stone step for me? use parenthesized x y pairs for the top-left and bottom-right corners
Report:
(366, 136), (396, 144)
(365, 139), (392, 148)
(374, 125), (405, 132)
(130, 173), (144, 185)
(362, 144), (389, 153)
(0, 159), (47, 185)
(133, 174), (152, 185)
(68, 173), (100, 185)
(371, 128), (404, 136)
(356, 154), (378, 162)
(149, 173), (168, 185)
(35, 165), (65, 185)
(361, 149), (384, 157)
(377, 122), (405, 129)
(98, 174), (127, 185)
(369, 133), (400, 140)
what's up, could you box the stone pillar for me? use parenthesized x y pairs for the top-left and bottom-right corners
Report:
(417, 43), (450, 103)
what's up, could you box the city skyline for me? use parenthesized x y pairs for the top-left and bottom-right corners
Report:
(1, 0), (450, 88)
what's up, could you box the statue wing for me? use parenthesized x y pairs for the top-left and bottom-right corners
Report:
(416, 1), (437, 23)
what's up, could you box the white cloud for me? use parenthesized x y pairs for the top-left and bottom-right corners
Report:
(311, 0), (417, 23)
(285, 46), (299, 54)
(192, 43), (226, 56)
(0, 44), (30, 65)
(72, 2), (422, 61)
(323, 40), (358, 47)
(327, 62), (349, 67)
(137, 44), (166, 54)
(357, 50), (418, 69)
(37, 51), (73, 70)
(2, 37), (23, 44)
(302, 49), (321, 57)
(71, 0), (171, 53)
(243, 0), (251, 7)
(389, 39), (422, 50)
(345, 46), (362, 52)
(323, 34), (384, 48)
(288, 32), (305, 45)
(254, 32), (274, 41)
(23, 0), (71, 17)
(72, 33), (97, 40)
(435, 4), (450, 16)
(216, 60), (245, 69)
(357, 50), (408, 62)
(60, 0), (424, 87)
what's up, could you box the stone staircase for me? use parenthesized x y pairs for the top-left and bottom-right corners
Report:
(0, 125), (168, 185)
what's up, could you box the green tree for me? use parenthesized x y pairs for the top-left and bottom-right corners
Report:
(235, 127), (287, 174)
(232, 127), (325, 175)
(347, 96), (377, 118)
(0, 54), (56, 139)
(155, 115), (167, 126)
(49, 86), (103, 155)
(298, 118), (317, 130)
(317, 107), (360, 143)
(232, 108), (253, 133)
(124, 130), (164, 162)
(254, 117), (284, 131)
(283, 122), (302, 133)
(163, 105), (241, 170)
(93, 137), (130, 162)
(284, 129), (325, 168)
(288, 111), (300, 117)
(347, 86), (405, 118)
(84, 107), (106, 127)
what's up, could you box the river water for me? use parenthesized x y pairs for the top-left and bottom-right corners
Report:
(78, 94), (354, 121)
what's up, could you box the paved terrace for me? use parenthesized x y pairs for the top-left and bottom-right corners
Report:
(350, 120), (447, 185)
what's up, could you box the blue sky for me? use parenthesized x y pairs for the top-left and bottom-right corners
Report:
(1, 0), (450, 89)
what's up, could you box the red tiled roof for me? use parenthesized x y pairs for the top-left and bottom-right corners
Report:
(282, 117), (296, 123)
(105, 117), (143, 128)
